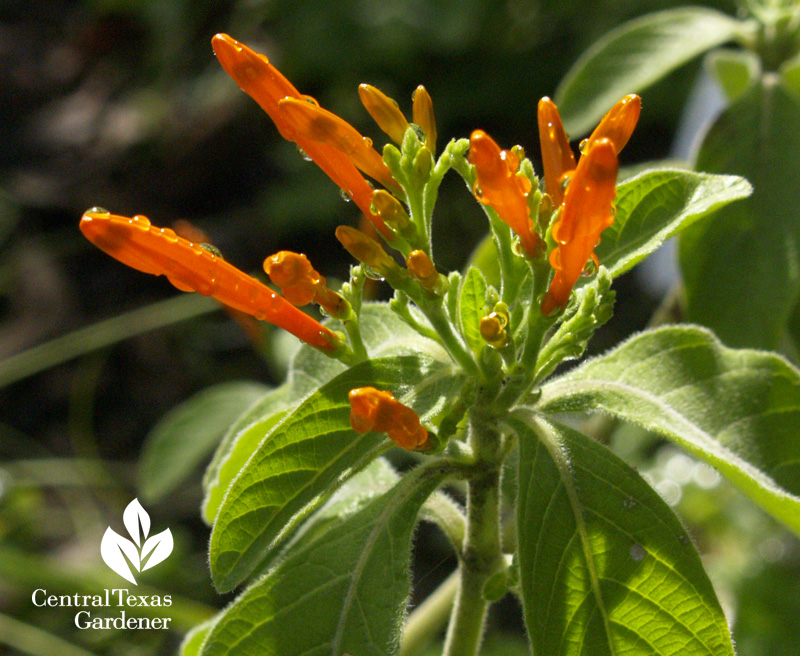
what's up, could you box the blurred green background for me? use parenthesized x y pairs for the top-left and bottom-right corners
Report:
(1, 1), (797, 655)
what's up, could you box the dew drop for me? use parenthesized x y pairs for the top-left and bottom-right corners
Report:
(86, 206), (110, 216)
(630, 544), (646, 562)
(339, 189), (352, 202)
(581, 257), (598, 277)
(302, 95), (319, 106)
(296, 146), (312, 161)
(579, 138), (589, 154)
(363, 136), (373, 148)
(130, 215), (151, 228)
(160, 227), (179, 243)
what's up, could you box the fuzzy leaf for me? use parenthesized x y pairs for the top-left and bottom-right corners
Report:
(512, 414), (734, 656)
(200, 463), (450, 656)
(680, 77), (800, 350)
(597, 169), (751, 279)
(459, 266), (488, 354)
(209, 354), (463, 591)
(537, 326), (800, 537)
(138, 382), (269, 503)
(555, 7), (746, 135)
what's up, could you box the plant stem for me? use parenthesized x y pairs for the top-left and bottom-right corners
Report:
(442, 447), (502, 656)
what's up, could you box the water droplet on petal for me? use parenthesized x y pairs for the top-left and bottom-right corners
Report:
(581, 256), (598, 277)
(86, 206), (110, 216)
(579, 138), (589, 154)
(363, 136), (373, 148)
(339, 189), (352, 202)
(296, 146), (312, 161)
(160, 227), (179, 243)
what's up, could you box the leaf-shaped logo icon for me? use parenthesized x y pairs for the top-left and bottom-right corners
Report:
(123, 498), (150, 547)
(101, 499), (173, 584)
(141, 529), (173, 571)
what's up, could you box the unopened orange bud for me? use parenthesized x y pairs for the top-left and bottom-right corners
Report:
(80, 210), (339, 351)
(335, 225), (398, 274)
(263, 251), (325, 306)
(412, 85), (437, 154)
(469, 130), (542, 258)
(372, 189), (411, 231)
(348, 387), (428, 450)
(537, 97), (577, 207)
(479, 311), (509, 348)
(406, 250), (438, 287)
(358, 84), (410, 145)
(278, 97), (400, 194)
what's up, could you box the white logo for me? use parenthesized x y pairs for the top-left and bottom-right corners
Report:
(101, 499), (173, 585)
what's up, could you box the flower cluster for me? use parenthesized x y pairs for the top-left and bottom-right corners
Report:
(80, 32), (640, 454)
(348, 387), (429, 450)
(468, 94), (639, 315)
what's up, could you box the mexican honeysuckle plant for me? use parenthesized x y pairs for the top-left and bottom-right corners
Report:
(80, 33), (800, 656)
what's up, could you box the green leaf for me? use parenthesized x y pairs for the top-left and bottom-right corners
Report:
(202, 303), (448, 525)
(537, 326), (800, 537)
(201, 385), (294, 524)
(209, 354), (463, 591)
(199, 462), (450, 656)
(180, 617), (217, 656)
(459, 266), (488, 354)
(137, 382), (269, 503)
(555, 8), (746, 135)
(511, 414), (734, 656)
(705, 48), (761, 103)
(597, 168), (751, 279)
(680, 76), (800, 349)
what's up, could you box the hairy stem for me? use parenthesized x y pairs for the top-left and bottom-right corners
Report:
(443, 417), (503, 656)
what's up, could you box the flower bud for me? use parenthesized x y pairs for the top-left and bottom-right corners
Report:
(348, 387), (428, 450)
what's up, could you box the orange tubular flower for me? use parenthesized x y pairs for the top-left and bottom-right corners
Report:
(468, 130), (542, 258)
(537, 98), (577, 207)
(538, 95), (640, 315)
(348, 387), (428, 450)
(540, 139), (618, 315)
(538, 95), (641, 207)
(80, 209), (339, 351)
(277, 97), (401, 195)
(211, 34), (390, 239)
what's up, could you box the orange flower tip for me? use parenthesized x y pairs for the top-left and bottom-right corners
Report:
(591, 94), (641, 154)
(348, 387), (428, 451)
(263, 251), (324, 307)
(211, 34), (255, 76)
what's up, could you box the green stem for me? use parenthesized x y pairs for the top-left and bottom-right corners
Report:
(442, 465), (502, 656)
(400, 570), (460, 656)
(419, 298), (480, 377)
